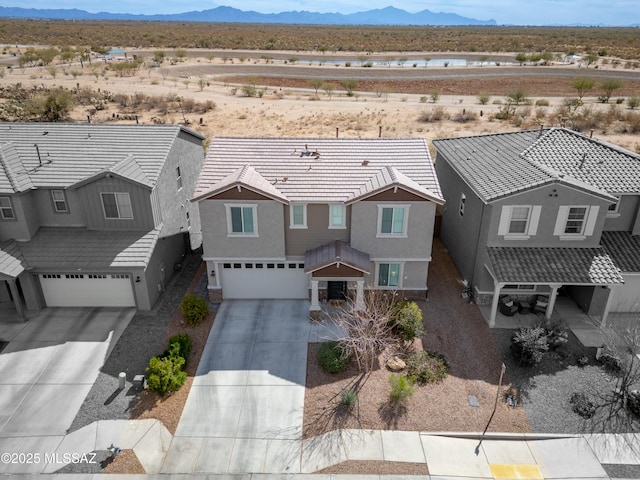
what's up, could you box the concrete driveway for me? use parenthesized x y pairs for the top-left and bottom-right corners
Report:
(0, 306), (134, 473)
(162, 299), (341, 474)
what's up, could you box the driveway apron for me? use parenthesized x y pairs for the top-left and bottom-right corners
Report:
(164, 299), (320, 474)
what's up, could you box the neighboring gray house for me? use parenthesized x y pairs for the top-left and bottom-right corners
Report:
(193, 137), (444, 312)
(433, 127), (640, 326)
(0, 123), (205, 316)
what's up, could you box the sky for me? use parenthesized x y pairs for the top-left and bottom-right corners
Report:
(7, 0), (640, 25)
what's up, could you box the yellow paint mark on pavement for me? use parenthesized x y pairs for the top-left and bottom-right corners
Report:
(490, 463), (544, 479)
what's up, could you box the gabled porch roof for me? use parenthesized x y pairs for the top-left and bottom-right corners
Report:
(487, 246), (624, 285)
(0, 240), (26, 279)
(304, 240), (372, 275)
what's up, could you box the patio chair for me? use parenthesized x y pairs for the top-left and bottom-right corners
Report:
(499, 295), (519, 316)
(534, 295), (549, 315)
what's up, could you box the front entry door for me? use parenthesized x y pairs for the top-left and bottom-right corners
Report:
(327, 281), (347, 300)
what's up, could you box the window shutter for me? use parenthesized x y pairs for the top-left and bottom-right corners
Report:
(498, 206), (511, 236)
(528, 206), (542, 235)
(554, 206), (569, 235)
(584, 206), (599, 236)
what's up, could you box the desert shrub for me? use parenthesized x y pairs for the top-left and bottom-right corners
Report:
(535, 98), (550, 107)
(180, 294), (209, 326)
(389, 373), (414, 402)
(511, 327), (549, 365)
(570, 392), (596, 418)
(318, 341), (350, 373)
(405, 350), (449, 384)
(241, 83), (256, 97)
(340, 388), (358, 409)
(166, 333), (192, 365)
(628, 390), (640, 417)
(418, 106), (449, 123)
(393, 301), (424, 341)
(628, 96), (640, 110)
(419, 96), (428, 103)
(453, 110), (478, 123)
(477, 93), (490, 105)
(146, 343), (187, 395)
(624, 112), (640, 133)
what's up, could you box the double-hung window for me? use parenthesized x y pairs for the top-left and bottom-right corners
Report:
(0, 196), (14, 220)
(101, 192), (133, 219)
(329, 204), (346, 228)
(508, 206), (530, 234)
(498, 205), (541, 239)
(564, 207), (587, 234)
(290, 203), (307, 228)
(51, 190), (68, 213)
(378, 263), (401, 287)
(377, 205), (408, 237)
(553, 205), (599, 239)
(225, 204), (258, 236)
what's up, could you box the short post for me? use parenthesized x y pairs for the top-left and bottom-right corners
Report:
(118, 372), (126, 389)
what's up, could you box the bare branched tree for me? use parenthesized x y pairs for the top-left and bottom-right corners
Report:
(332, 290), (400, 372)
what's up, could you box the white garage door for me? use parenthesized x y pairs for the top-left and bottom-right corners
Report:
(220, 262), (308, 299)
(40, 273), (136, 307)
(610, 273), (640, 312)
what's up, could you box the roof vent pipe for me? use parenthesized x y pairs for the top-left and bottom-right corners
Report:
(34, 143), (42, 167)
(590, 129), (594, 138)
(336, 127), (339, 138)
(539, 123), (544, 137)
(579, 152), (587, 169)
(379, 126), (382, 138)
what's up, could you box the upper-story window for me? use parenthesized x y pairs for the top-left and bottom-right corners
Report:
(554, 205), (599, 240)
(51, 190), (68, 213)
(377, 204), (409, 237)
(0, 196), (14, 220)
(225, 203), (258, 237)
(101, 192), (133, 219)
(176, 166), (183, 190)
(607, 196), (621, 215)
(459, 193), (466, 217)
(329, 204), (346, 229)
(498, 205), (541, 239)
(290, 203), (307, 229)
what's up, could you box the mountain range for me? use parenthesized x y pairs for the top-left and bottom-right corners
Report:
(0, 5), (497, 25)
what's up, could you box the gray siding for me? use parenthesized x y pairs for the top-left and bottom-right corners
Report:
(285, 204), (350, 256)
(604, 195), (639, 232)
(33, 189), (86, 227)
(76, 177), (154, 231)
(435, 153), (484, 284)
(141, 232), (186, 310)
(0, 193), (39, 242)
(488, 184), (611, 249)
(200, 199), (285, 259)
(154, 130), (204, 248)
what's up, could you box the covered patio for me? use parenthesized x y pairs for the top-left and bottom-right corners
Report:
(484, 246), (624, 328)
(0, 240), (28, 320)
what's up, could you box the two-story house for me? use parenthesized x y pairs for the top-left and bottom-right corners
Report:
(0, 123), (205, 317)
(192, 137), (444, 312)
(433, 127), (640, 326)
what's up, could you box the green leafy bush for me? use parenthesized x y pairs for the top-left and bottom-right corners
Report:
(165, 333), (192, 365)
(318, 341), (350, 373)
(146, 343), (187, 395)
(389, 373), (414, 402)
(393, 301), (424, 341)
(180, 294), (209, 326)
(405, 350), (449, 384)
(340, 388), (358, 409)
(511, 327), (549, 365)
(570, 392), (596, 418)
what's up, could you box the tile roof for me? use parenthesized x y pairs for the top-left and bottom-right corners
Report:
(0, 143), (33, 194)
(0, 240), (26, 279)
(487, 246), (623, 285)
(600, 231), (640, 272)
(304, 240), (372, 274)
(0, 123), (204, 190)
(193, 164), (288, 203)
(433, 127), (633, 202)
(15, 227), (160, 270)
(195, 138), (443, 203)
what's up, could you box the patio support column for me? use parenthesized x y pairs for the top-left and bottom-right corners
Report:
(489, 282), (502, 327)
(355, 279), (365, 311)
(8, 279), (25, 321)
(600, 285), (615, 328)
(546, 284), (561, 320)
(310, 279), (320, 311)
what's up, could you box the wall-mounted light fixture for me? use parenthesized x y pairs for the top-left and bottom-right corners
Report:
(135, 276), (141, 283)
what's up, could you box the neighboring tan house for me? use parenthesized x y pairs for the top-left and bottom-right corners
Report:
(193, 137), (444, 312)
(433, 127), (640, 326)
(0, 123), (205, 316)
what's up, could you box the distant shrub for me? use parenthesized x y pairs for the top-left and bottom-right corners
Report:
(570, 392), (596, 418)
(393, 301), (424, 341)
(535, 98), (550, 107)
(477, 93), (490, 105)
(318, 341), (350, 373)
(418, 106), (449, 123)
(180, 294), (209, 326)
(405, 350), (449, 384)
(389, 373), (414, 402)
(511, 327), (548, 365)
(146, 343), (187, 395)
(453, 110), (478, 123)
